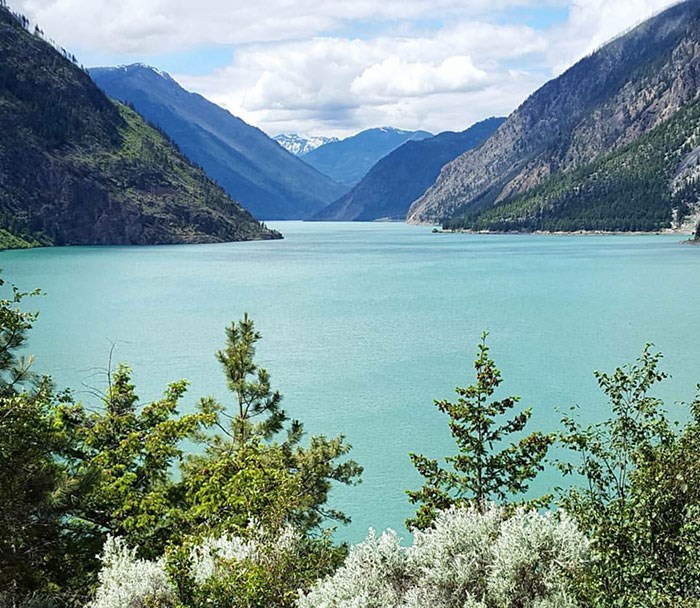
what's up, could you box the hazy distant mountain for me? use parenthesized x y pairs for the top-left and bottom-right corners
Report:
(314, 118), (505, 221)
(0, 8), (278, 248)
(301, 127), (433, 186)
(90, 64), (347, 220)
(409, 0), (700, 233)
(274, 133), (339, 156)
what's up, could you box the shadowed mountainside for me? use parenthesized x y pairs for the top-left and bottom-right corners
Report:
(314, 118), (505, 221)
(91, 64), (346, 220)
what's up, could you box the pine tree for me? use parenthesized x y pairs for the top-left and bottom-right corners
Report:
(187, 315), (362, 534)
(201, 313), (286, 447)
(406, 333), (553, 530)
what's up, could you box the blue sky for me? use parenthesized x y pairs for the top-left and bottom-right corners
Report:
(11, 0), (679, 137)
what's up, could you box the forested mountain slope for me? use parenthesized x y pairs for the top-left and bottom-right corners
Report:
(0, 8), (279, 247)
(408, 0), (700, 233)
(314, 118), (504, 221)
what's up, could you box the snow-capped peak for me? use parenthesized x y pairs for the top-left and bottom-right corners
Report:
(274, 133), (339, 156)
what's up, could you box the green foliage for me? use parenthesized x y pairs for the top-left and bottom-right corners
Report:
(406, 333), (553, 530)
(183, 442), (307, 533)
(0, 390), (66, 607)
(0, 278), (68, 607)
(0, 276), (41, 396)
(168, 315), (362, 606)
(0, 297), (361, 606)
(184, 315), (362, 537)
(205, 314), (286, 447)
(559, 346), (700, 606)
(56, 365), (211, 562)
(0, 228), (42, 250)
(623, 397), (700, 605)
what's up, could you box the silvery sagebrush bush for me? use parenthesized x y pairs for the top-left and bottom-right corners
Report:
(87, 535), (176, 608)
(298, 505), (589, 608)
(89, 524), (310, 607)
(188, 532), (257, 585)
(407, 503), (502, 605)
(487, 509), (586, 606)
(297, 528), (410, 608)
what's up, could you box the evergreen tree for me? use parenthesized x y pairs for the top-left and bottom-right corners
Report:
(57, 365), (210, 563)
(202, 313), (286, 448)
(185, 314), (362, 535)
(407, 333), (553, 530)
(0, 277), (41, 396)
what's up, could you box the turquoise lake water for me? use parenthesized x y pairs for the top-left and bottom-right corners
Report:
(2, 221), (700, 543)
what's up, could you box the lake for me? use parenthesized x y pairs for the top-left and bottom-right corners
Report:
(3, 221), (700, 543)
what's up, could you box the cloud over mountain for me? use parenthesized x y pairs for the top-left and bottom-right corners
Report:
(11, 0), (681, 136)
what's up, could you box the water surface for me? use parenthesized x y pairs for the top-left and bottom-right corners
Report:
(3, 222), (699, 542)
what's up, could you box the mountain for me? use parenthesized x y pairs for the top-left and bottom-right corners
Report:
(314, 118), (505, 221)
(301, 127), (433, 186)
(0, 7), (279, 248)
(274, 133), (339, 156)
(408, 0), (700, 233)
(90, 65), (346, 220)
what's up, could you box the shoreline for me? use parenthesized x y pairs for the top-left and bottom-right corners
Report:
(433, 227), (696, 238)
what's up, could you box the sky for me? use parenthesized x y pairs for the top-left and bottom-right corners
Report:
(10, 0), (682, 138)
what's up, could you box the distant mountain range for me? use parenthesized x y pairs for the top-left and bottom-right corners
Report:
(274, 133), (339, 156)
(0, 8), (278, 248)
(90, 65), (346, 220)
(409, 0), (700, 233)
(314, 118), (505, 221)
(301, 127), (433, 186)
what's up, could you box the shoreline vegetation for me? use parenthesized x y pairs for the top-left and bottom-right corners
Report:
(4, 272), (700, 607)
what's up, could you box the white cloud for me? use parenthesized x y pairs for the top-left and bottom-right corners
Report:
(174, 22), (548, 136)
(350, 55), (489, 99)
(9, 0), (683, 136)
(12, 0), (559, 53)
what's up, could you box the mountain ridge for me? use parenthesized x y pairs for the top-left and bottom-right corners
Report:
(313, 118), (505, 221)
(301, 127), (433, 186)
(274, 133), (339, 156)
(408, 0), (700, 232)
(90, 64), (347, 220)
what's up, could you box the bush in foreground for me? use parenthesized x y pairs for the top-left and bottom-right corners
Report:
(298, 505), (588, 608)
(89, 523), (337, 608)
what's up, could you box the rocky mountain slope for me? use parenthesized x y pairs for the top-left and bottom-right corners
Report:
(444, 100), (700, 232)
(301, 127), (432, 186)
(91, 65), (346, 220)
(0, 8), (279, 248)
(408, 0), (700, 232)
(274, 133), (339, 156)
(314, 118), (504, 221)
